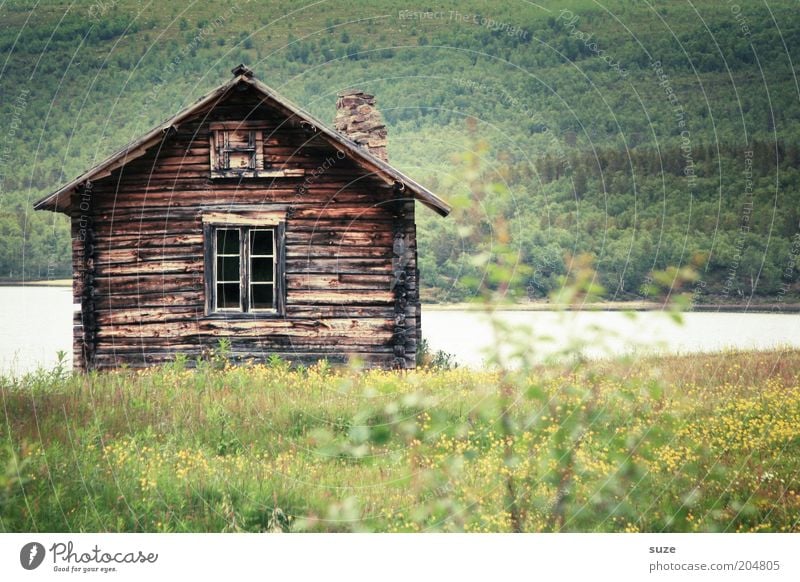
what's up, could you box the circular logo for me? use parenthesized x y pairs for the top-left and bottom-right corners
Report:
(20, 542), (46, 570)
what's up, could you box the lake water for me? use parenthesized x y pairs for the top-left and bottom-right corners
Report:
(1, 285), (799, 373)
(0, 286), (75, 374)
(423, 309), (800, 366)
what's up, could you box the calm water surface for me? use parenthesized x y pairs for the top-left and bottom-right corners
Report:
(0, 286), (74, 374)
(423, 309), (800, 366)
(1, 286), (799, 372)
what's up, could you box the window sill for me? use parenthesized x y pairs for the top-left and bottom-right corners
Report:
(210, 169), (306, 179)
(204, 311), (285, 320)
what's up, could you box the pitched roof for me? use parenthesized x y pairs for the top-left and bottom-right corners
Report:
(34, 66), (451, 217)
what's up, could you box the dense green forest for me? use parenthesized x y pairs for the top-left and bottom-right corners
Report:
(1, 0), (799, 304)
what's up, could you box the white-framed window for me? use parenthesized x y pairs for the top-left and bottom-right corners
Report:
(203, 214), (285, 316)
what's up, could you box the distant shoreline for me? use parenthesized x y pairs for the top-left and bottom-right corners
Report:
(422, 301), (800, 313)
(0, 279), (72, 287)
(2, 281), (798, 313)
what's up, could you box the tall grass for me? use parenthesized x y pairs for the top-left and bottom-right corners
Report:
(1, 348), (799, 532)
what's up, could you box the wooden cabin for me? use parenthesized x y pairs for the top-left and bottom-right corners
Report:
(34, 65), (450, 371)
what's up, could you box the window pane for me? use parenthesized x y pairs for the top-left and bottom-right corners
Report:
(217, 283), (241, 309)
(251, 284), (274, 309)
(216, 229), (240, 255)
(251, 229), (274, 256)
(216, 256), (240, 282)
(228, 150), (255, 170)
(251, 258), (274, 283)
(227, 129), (254, 148)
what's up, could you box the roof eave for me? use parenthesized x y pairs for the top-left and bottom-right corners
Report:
(33, 75), (244, 214)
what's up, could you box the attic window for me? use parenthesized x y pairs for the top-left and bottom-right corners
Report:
(210, 121), (265, 178)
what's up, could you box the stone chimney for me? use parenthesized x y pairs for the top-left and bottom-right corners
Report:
(334, 91), (388, 161)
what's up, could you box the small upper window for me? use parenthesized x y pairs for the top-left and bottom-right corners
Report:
(209, 121), (265, 178)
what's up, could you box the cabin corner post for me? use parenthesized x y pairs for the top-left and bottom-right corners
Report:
(391, 196), (418, 369)
(72, 181), (97, 371)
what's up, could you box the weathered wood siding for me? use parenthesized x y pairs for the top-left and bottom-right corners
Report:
(72, 87), (419, 370)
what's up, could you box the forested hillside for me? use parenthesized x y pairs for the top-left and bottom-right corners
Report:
(1, 0), (799, 303)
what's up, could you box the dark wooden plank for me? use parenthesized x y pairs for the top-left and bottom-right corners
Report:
(95, 317), (394, 340)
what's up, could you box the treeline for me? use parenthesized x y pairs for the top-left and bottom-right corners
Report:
(1, 0), (799, 300)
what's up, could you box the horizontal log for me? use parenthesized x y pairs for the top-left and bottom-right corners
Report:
(95, 317), (394, 340)
(94, 220), (200, 236)
(93, 174), (389, 190)
(95, 259), (204, 276)
(92, 190), (395, 211)
(91, 350), (397, 369)
(94, 246), (203, 264)
(92, 176), (391, 193)
(286, 245), (393, 259)
(90, 254), (398, 275)
(287, 273), (392, 290)
(93, 243), (396, 266)
(92, 295), (415, 319)
(287, 230), (393, 246)
(95, 336), (417, 354)
(96, 234), (203, 248)
(289, 219), (393, 232)
(91, 209), (397, 235)
(94, 289), (394, 314)
(94, 274), (202, 294)
(93, 335), (401, 350)
(95, 306), (203, 325)
(288, 290), (394, 305)
(94, 292), (204, 309)
(93, 216), (393, 234)
(95, 213), (400, 240)
(286, 257), (393, 274)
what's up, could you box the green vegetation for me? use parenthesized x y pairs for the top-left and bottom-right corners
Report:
(2, 348), (799, 532)
(1, 0), (799, 301)
(2, 198), (796, 533)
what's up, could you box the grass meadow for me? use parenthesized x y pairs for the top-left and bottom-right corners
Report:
(1, 348), (799, 533)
